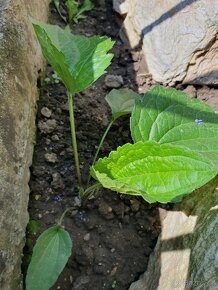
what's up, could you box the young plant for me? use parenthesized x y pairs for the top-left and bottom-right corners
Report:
(26, 20), (114, 290)
(27, 19), (218, 290)
(66, 0), (94, 23)
(92, 85), (218, 203)
(54, 0), (94, 24)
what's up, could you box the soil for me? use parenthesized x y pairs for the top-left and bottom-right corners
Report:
(25, 1), (217, 290)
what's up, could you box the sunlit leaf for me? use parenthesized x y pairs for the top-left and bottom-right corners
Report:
(32, 20), (114, 93)
(130, 85), (218, 163)
(91, 141), (216, 203)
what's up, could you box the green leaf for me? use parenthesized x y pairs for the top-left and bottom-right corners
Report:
(130, 85), (218, 162)
(26, 226), (72, 290)
(91, 141), (217, 203)
(53, 0), (67, 22)
(78, 0), (94, 15)
(105, 88), (140, 120)
(32, 20), (114, 93)
(65, 0), (78, 22)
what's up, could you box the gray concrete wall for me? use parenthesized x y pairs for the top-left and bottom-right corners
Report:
(0, 1), (50, 289)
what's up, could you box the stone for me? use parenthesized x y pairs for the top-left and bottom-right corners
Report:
(83, 233), (91, 241)
(0, 1), (50, 289)
(41, 107), (52, 118)
(117, 0), (218, 85)
(129, 178), (218, 290)
(51, 173), (65, 190)
(38, 119), (57, 133)
(197, 87), (218, 113)
(113, 0), (129, 15)
(104, 74), (124, 88)
(183, 85), (197, 98)
(44, 153), (58, 163)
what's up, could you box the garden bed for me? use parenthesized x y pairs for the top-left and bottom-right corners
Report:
(25, 1), (217, 290)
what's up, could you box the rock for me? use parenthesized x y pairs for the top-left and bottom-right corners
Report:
(40, 107), (52, 118)
(129, 178), (218, 290)
(98, 202), (113, 216)
(51, 134), (59, 141)
(73, 276), (90, 289)
(0, 1), (50, 289)
(38, 119), (57, 134)
(113, 0), (129, 14)
(32, 165), (46, 177)
(183, 85), (197, 98)
(44, 153), (58, 163)
(104, 74), (124, 88)
(118, 0), (218, 85)
(197, 87), (218, 112)
(51, 172), (65, 190)
(83, 233), (91, 241)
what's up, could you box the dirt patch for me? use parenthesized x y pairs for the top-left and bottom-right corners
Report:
(25, 1), (217, 290)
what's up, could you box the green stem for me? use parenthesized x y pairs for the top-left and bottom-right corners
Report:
(86, 119), (114, 186)
(67, 92), (83, 191)
(58, 208), (72, 226)
(81, 182), (102, 203)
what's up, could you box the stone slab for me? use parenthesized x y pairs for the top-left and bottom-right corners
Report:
(0, 1), (50, 289)
(129, 178), (218, 290)
(114, 0), (218, 85)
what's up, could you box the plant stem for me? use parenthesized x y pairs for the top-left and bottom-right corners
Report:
(82, 182), (102, 204)
(58, 208), (72, 226)
(86, 119), (114, 186)
(67, 92), (83, 191)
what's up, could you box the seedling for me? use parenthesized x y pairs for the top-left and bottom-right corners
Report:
(66, 0), (94, 23)
(54, 0), (94, 24)
(26, 20), (218, 290)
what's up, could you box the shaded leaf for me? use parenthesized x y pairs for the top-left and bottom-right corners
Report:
(105, 88), (140, 120)
(130, 85), (218, 162)
(91, 141), (216, 203)
(32, 20), (114, 93)
(66, 0), (78, 22)
(26, 226), (72, 290)
(53, 0), (67, 22)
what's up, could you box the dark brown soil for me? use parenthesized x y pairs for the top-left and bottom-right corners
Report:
(25, 1), (217, 290)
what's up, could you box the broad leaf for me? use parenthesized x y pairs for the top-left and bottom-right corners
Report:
(91, 141), (217, 203)
(26, 226), (72, 290)
(32, 20), (114, 93)
(105, 88), (140, 120)
(130, 85), (218, 162)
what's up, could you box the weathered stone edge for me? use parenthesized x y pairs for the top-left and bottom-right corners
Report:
(0, 1), (50, 289)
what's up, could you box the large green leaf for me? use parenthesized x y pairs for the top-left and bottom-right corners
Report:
(105, 88), (140, 120)
(130, 85), (218, 162)
(26, 226), (72, 290)
(32, 20), (114, 93)
(91, 141), (217, 203)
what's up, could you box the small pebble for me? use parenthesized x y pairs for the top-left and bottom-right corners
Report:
(44, 153), (58, 163)
(83, 233), (91, 241)
(104, 74), (124, 88)
(41, 107), (52, 118)
(38, 119), (57, 134)
(35, 194), (41, 201)
(51, 134), (59, 141)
